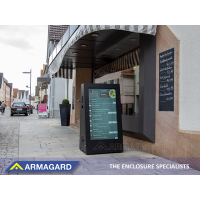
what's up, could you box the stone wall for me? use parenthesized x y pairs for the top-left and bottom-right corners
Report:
(124, 25), (200, 171)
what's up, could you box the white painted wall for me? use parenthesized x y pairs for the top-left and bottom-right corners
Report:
(54, 78), (66, 117)
(49, 77), (73, 118)
(168, 25), (200, 132)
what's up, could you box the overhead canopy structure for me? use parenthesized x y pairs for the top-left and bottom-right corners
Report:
(37, 74), (50, 89)
(48, 25), (157, 76)
(47, 25), (157, 143)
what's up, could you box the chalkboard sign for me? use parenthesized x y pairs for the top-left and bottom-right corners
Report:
(72, 86), (75, 110)
(159, 48), (174, 111)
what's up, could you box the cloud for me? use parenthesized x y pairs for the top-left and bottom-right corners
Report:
(0, 37), (33, 49)
(0, 25), (47, 50)
(0, 25), (48, 95)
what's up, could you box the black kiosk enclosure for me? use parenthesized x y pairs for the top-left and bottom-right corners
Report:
(79, 83), (123, 155)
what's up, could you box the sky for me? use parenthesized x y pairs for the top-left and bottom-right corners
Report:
(0, 25), (48, 96)
(0, 4), (192, 98)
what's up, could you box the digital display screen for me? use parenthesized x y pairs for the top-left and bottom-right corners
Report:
(88, 89), (118, 140)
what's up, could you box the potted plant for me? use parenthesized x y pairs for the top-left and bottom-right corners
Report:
(59, 99), (71, 126)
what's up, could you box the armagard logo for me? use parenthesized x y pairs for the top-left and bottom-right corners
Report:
(5, 161), (79, 172)
(10, 163), (24, 171)
(93, 142), (124, 151)
(93, 142), (108, 150)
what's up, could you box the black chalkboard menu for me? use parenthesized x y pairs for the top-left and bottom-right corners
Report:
(72, 86), (75, 110)
(159, 48), (174, 111)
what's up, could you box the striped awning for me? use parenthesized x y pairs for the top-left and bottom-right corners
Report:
(53, 67), (73, 79)
(95, 48), (140, 78)
(49, 25), (157, 75)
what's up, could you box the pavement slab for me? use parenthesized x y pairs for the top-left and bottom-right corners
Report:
(83, 157), (119, 164)
(1, 110), (200, 175)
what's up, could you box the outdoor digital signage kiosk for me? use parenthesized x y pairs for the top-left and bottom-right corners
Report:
(79, 83), (123, 155)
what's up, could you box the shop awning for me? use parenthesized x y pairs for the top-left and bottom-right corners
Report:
(37, 74), (50, 89)
(53, 67), (73, 79)
(48, 25), (157, 75)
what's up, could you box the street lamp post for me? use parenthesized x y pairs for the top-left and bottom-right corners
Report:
(22, 69), (32, 105)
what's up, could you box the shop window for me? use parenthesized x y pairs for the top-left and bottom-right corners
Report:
(95, 67), (139, 116)
(122, 103), (134, 115)
(107, 80), (114, 84)
(114, 78), (119, 84)
(94, 33), (156, 142)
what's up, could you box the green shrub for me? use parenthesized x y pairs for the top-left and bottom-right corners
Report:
(62, 99), (69, 104)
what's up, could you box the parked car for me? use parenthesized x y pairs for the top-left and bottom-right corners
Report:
(10, 102), (29, 116)
(26, 104), (33, 114)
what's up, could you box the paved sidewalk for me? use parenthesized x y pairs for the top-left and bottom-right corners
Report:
(0, 109), (200, 175)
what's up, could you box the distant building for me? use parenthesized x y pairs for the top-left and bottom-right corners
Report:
(13, 89), (33, 105)
(28, 95), (34, 105)
(36, 25), (72, 118)
(18, 90), (23, 102)
(0, 73), (13, 107)
(0, 73), (4, 103)
(19, 90), (26, 103)
(13, 88), (19, 102)
(34, 95), (39, 109)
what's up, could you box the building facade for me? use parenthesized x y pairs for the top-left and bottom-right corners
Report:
(13, 89), (33, 105)
(0, 73), (13, 107)
(37, 26), (73, 118)
(44, 25), (200, 171)
(0, 73), (4, 103)
(13, 88), (19, 102)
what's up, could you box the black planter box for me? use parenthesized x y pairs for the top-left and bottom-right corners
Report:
(59, 104), (71, 126)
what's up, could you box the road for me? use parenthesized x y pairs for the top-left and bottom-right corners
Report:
(0, 108), (200, 175)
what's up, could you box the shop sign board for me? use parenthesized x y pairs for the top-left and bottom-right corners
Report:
(79, 83), (123, 154)
(159, 48), (174, 111)
(39, 104), (47, 118)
